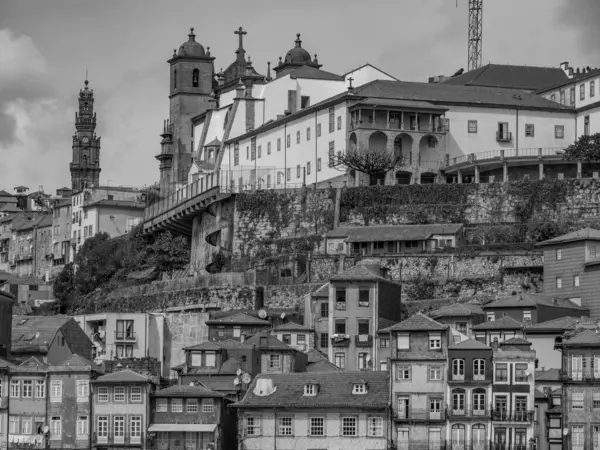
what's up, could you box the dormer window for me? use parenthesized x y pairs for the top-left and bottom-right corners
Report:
(304, 384), (318, 396)
(352, 383), (367, 394)
(429, 333), (441, 349)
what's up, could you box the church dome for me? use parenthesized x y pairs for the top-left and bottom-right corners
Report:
(177, 28), (206, 58)
(284, 34), (312, 65)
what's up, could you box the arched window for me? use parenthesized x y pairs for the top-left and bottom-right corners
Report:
(473, 359), (485, 379)
(473, 389), (486, 415)
(192, 68), (199, 87)
(472, 424), (486, 448)
(83, 102), (89, 111)
(451, 424), (465, 447)
(452, 358), (465, 380)
(173, 69), (177, 89)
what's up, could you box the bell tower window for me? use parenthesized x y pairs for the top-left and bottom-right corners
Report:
(192, 69), (199, 87)
(83, 102), (89, 111)
(174, 69), (177, 89)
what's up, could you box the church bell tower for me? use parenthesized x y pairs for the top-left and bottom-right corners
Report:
(70, 79), (101, 190)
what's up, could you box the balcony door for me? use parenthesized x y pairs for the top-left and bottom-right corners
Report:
(451, 424), (465, 450)
(494, 396), (508, 420)
(472, 424), (486, 450)
(515, 396), (528, 421)
(397, 428), (409, 450)
(515, 429), (527, 450)
(116, 320), (134, 340)
(494, 428), (507, 450)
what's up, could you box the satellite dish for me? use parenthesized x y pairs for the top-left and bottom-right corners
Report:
(258, 309), (267, 319)
(189, 382), (195, 386)
(241, 373), (252, 385)
(563, 428), (569, 436)
(366, 355), (372, 362)
(233, 378), (240, 386)
(280, 312), (286, 319)
(43, 426), (49, 435)
(34, 332), (40, 339)
(236, 368), (242, 376)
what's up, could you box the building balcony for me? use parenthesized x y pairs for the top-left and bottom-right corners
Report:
(92, 433), (144, 446)
(0, 397), (7, 409)
(16, 252), (33, 262)
(355, 334), (373, 347)
(559, 369), (600, 382)
(331, 334), (350, 347)
(448, 374), (491, 384)
(447, 408), (491, 419)
(496, 131), (512, 142)
(491, 409), (533, 423)
(445, 147), (566, 170)
(114, 331), (136, 342)
(394, 408), (446, 422)
(335, 301), (346, 311)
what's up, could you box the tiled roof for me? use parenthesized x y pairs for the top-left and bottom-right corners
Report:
(205, 312), (270, 326)
(192, 377), (240, 393)
(289, 65), (344, 81)
(429, 303), (483, 318)
(93, 369), (152, 384)
(153, 384), (225, 398)
(16, 356), (48, 372)
(330, 264), (401, 286)
(306, 348), (329, 364)
(502, 337), (531, 345)
(234, 371), (389, 408)
(395, 351), (447, 361)
(537, 67), (600, 93)
(51, 354), (103, 373)
(381, 312), (447, 332)
(306, 360), (342, 373)
(484, 293), (588, 311)
(311, 283), (329, 298)
(272, 322), (313, 332)
(492, 348), (536, 360)
(204, 137), (222, 147)
(0, 357), (17, 369)
(11, 315), (72, 354)
(534, 388), (547, 400)
(448, 339), (490, 350)
(535, 368), (560, 381)
(441, 64), (569, 91)
(525, 316), (580, 332)
(242, 332), (294, 350)
(377, 317), (399, 331)
(472, 316), (524, 330)
(183, 341), (225, 351)
(536, 228), (600, 246)
(353, 79), (574, 112)
(327, 224), (463, 242)
(564, 329), (600, 346)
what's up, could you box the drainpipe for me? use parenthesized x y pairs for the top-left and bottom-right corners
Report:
(314, 111), (318, 188)
(273, 407), (277, 450)
(515, 109), (519, 150)
(284, 124), (287, 190)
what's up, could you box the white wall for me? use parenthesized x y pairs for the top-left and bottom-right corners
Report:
(344, 64), (397, 89)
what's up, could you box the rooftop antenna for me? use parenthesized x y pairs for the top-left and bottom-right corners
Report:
(467, 0), (483, 71)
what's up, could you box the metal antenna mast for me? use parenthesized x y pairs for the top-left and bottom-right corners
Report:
(467, 0), (483, 71)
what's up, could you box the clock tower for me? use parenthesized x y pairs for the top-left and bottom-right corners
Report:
(70, 79), (101, 190)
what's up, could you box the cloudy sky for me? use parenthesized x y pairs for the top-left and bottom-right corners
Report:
(1, 0), (599, 194)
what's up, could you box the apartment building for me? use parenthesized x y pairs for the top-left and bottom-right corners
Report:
(490, 339), (536, 449)
(384, 313), (449, 448)
(537, 228), (600, 318)
(204, 313), (270, 342)
(148, 385), (237, 450)
(446, 339), (493, 449)
(234, 371), (390, 450)
(91, 369), (155, 450)
(472, 316), (525, 346)
(0, 357), (16, 447)
(50, 198), (72, 276)
(241, 332), (308, 375)
(429, 303), (485, 338)
(271, 322), (314, 352)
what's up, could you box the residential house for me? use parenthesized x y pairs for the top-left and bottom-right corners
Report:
(2, 275), (54, 307)
(241, 332), (308, 375)
(11, 315), (92, 364)
(91, 369), (155, 450)
(174, 340), (260, 398)
(325, 224), (464, 255)
(446, 339), (493, 449)
(303, 263), (403, 371)
(525, 316), (588, 370)
(7, 357), (48, 449)
(428, 303), (485, 337)
(148, 385), (237, 450)
(51, 198), (72, 276)
(10, 213), (53, 279)
(384, 312), (449, 448)
(305, 348), (342, 373)
(70, 186), (144, 261)
(233, 371), (390, 450)
(0, 291), (14, 359)
(204, 313), (270, 342)
(0, 357), (16, 448)
(554, 326), (600, 450)
(73, 313), (168, 377)
(305, 283), (329, 354)
(536, 228), (600, 318)
(490, 339), (536, 449)
(482, 292), (589, 325)
(46, 354), (104, 450)
(270, 322), (313, 352)
(472, 316), (525, 346)
(535, 369), (562, 450)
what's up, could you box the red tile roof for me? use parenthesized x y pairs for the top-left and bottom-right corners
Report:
(234, 371), (389, 409)
(536, 227), (600, 247)
(430, 303), (483, 318)
(535, 368), (560, 381)
(564, 329), (600, 346)
(51, 354), (103, 373)
(525, 316), (581, 333)
(205, 312), (270, 326)
(242, 332), (294, 350)
(448, 339), (491, 350)
(472, 316), (524, 330)
(289, 65), (344, 81)
(327, 224), (463, 242)
(382, 312), (447, 332)
(306, 360), (342, 373)
(272, 322), (313, 332)
(153, 384), (225, 398)
(93, 369), (153, 384)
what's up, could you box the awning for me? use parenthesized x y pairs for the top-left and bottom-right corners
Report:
(148, 424), (217, 432)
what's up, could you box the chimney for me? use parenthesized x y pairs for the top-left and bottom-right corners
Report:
(560, 61), (569, 71)
(568, 67), (574, 77)
(491, 337), (499, 350)
(235, 80), (245, 98)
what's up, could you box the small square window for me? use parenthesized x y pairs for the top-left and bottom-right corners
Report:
(186, 399), (198, 413)
(337, 116), (342, 130)
(556, 249), (562, 260)
(171, 398), (183, 412)
(574, 275), (580, 287)
(525, 124), (535, 137)
(317, 158), (322, 171)
(201, 398), (214, 412)
(555, 125), (565, 139)
(429, 335), (441, 349)
(556, 277), (562, 289)
(468, 120), (478, 133)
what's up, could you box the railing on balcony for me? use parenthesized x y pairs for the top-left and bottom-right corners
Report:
(491, 409), (533, 422)
(394, 408), (446, 421)
(331, 334), (350, 347)
(92, 433), (144, 445)
(447, 147), (566, 167)
(349, 119), (446, 134)
(397, 442), (525, 450)
(335, 301), (346, 311)
(115, 332), (136, 342)
(447, 408), (490, 419)
(355, 334), (373, 347)
(496, 131), (512, 142)
(559, 369), (600, 381)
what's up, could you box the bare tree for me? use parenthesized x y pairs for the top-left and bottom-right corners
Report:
(332, 148), (406, 185)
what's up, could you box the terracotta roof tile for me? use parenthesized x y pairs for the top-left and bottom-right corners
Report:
(535, 368), (560, 381)
(51, 354), (103, 373)
(448, 339), (491, 350)
(472, 316), (524, 330)
(306, 360), (342, 373)
(153, 384), (225, 398)
(205, 313), (270, 326)
(382, 312), (447, 332)
(502, 337), (531, 345)
(242, 332), (294, 350)
(234, 371), (389, 408)
(93, 369), (153, 384)
(272, 322), (313, 332)
(430, 303), (483, 318)
(327, 224), (463, 242)
(536, 227), (600, 246)
(484, 293), (588, 311)
(564, 329), (600, 346)
(525, 316), (580, 332)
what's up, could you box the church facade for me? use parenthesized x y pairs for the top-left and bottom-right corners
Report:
(70, 79), (101, 191)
